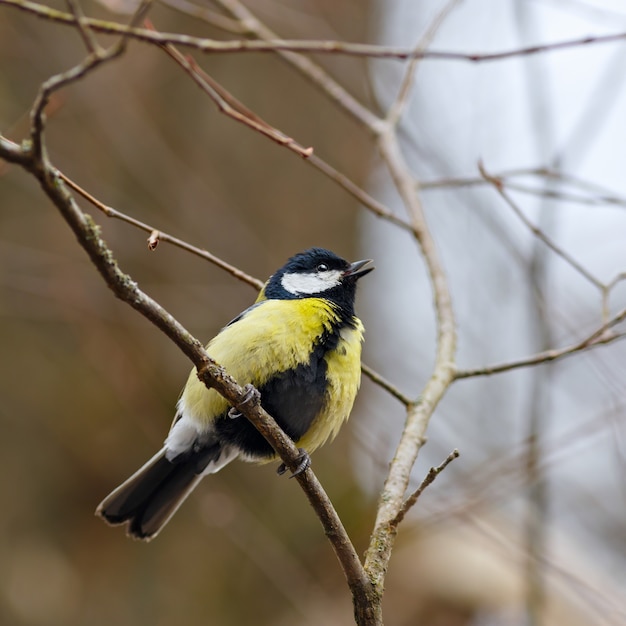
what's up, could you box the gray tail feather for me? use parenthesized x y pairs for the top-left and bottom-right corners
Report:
(96, 444), (222, 541)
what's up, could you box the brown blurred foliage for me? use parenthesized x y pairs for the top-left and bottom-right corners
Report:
(0, 2), (376, 624)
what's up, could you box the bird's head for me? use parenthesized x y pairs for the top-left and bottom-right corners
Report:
(263, 248), (374, 313)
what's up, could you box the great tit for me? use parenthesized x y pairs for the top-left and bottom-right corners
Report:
(96, 248), (373, 541)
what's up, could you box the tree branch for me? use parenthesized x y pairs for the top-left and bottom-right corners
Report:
(390, 449), (460, 528)
(56, 170), (264, 290)
(3, 0), (626, 62)
(454, 309), (626, 379)
(361, 363), (413, 407)
(152, 23), (313, 158)
(479, 161), (605, 289)
(361, 126), (458, 606)
(386, 0), (462, 127)
(65, 0), (102, 54)
(28, 0), (152, 162)
(212, 0), (379, 130)
(421, 168), (626, 209)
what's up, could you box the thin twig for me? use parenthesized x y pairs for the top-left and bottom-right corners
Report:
(30, 57), (107, 162)
(4, 0), (626, 62)
(386, 0), (461, 127)
(454, 308), (626, 379)
(306, 154), (415, 233)
(158, 0), (245, 33)
(213, 0), (379, 130)
(421, 171), (626, 208)
(65, 0), (101, 53)
(361, 363), (413, 407)
(423, 165), (626, 204)
(602, 272), (626, 320)
(29, 0), (153, 162)
(151, 22), (313, 158)
(0, 136), (32, 166)
(390, 449), (460, 528)
(479, 161), (605, 289)
(56, 170), (264, 290)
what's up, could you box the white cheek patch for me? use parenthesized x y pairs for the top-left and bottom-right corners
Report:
(281, 270), (342, 295)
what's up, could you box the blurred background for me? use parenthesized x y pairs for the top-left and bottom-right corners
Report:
(1, 1), (626, 625)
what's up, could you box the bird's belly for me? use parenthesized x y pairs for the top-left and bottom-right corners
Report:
(214, 325), (362, 460)
(214, 354), (329, 459)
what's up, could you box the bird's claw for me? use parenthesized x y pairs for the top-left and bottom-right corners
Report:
(228, 384), (260, 419)
(277, 448), (311, 478)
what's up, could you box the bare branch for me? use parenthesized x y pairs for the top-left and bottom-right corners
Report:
(606, 272), (626, 293)
(150, 23), (312, 158)
(56, 170), (264, 290)
(0, 136), (32, 166)
(213, 0), (379, 130)
(305, 153), (416, 233)
(29, 0), (153, 162)
(158, 0), (245, 33)
(361, 125), (458, 608)
(479, 161), (605, 289)
(4, 0), (626, 62)
(65, 0), (102, 54)
(386, 0), (462, 127)
(361, 363), (414, 407)
(29, 56), (106, 163)
(421, 169), (626, 209)
(454, 308), (626, 379)
(390, 449), (460, 528)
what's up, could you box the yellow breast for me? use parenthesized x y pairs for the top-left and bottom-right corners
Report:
(296, 323), (364, 452)
(177, 298), (363, 454)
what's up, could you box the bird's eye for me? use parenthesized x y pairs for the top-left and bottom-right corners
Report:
(316, 263), (329, 272)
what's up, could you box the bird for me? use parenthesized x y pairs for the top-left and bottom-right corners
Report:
(96, 247), (373, 541)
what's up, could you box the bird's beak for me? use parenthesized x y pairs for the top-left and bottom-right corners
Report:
(344, 258), (374, 279)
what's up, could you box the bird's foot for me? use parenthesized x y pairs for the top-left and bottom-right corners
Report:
(277, 448), (311, 478)
(228, 384), (261, 419)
